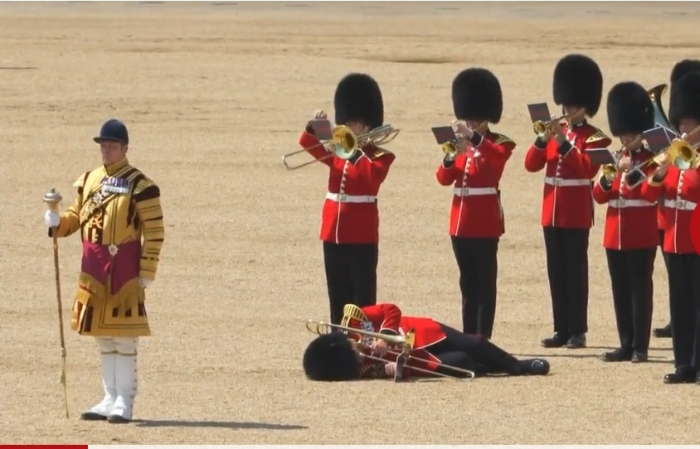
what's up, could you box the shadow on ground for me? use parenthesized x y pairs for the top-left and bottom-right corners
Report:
(133, 419), (307, 430)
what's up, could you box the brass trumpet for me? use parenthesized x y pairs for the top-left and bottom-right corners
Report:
(440, 120), (486, 158)
(600, 136), (643, 181)
(305, 319), (476, 381)
(533, 108), (585, 139)
(282, 124), (400, 171)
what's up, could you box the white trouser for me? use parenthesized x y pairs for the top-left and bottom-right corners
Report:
(90, 337), (139, 421)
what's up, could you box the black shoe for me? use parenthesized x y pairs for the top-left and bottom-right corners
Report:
(527, 358), (550, 375)
(600, 348), (632, 362)
(631, 352), (648, 363)
(653, 323), (672, 338)
(566, 334), (586, 349)
(80, 412), (108, 421)
(664, 368), (696, 384)
(541, 333), (569, 348)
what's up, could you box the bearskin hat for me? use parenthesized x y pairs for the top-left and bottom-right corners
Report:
(669, 71), (700, 129)
(451, 68), (503, 123)
(553, 54), (604, 117)
(670, 59), (700, 85)
(302, 332), (360, 382)
(606, 81), (655, 136)
(334, 73), (383, 130)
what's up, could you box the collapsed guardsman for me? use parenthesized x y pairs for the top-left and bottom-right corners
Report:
(303, 303), (550, 381)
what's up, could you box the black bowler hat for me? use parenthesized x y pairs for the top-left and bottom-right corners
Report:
(93, 119), (129, 144)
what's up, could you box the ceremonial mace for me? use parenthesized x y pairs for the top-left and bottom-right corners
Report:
(43, 188), (70, 418)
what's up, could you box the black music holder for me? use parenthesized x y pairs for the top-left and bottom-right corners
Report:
(431, 126), (457, 145)
(310, 119), (333, 141)
(527, 102), (552, 123)
(587, 148), (617, 165)
(643, 126), (677, 155)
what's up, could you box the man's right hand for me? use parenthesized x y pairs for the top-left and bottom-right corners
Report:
(44, 210), (60, 228)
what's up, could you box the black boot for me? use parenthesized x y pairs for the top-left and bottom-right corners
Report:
(631, 351), (648, 363)
(541, 333), (569, 348)
(663, 367), (696, 384)
(600, 347), (632, 362)
(566, 334), (586, 349)
(653, 322), (672, 338)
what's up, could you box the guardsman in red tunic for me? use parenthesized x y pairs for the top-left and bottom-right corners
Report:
(435, 68), (515, 339)
(654, 59), (700, 340)
(302, 303), (550, 381)
(592, 81), (659, 363)
(524, 54), (612, 349)
(298, 74), (396, 325)
(640, 72), (700, 384)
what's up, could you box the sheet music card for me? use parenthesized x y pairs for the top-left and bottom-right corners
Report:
(310, 119), (333, 141)
(431, 126), (457, 145)
(527, 103), (551, 123)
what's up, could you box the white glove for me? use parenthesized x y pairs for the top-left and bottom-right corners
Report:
(139, 278), (153, 288)
(44, 210), (60, 228)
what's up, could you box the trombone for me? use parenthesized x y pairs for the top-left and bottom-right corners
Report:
(650, 125), (700, 173)
(282, 124), (400, 171)
(305, 319), (476, 381)
(532, 108), (585, 139)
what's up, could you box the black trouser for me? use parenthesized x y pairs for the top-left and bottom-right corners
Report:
(605, 248), (656, 353)
(666, 253), (700, 371)
(542, 227), (590, 336)
(428, 324), (527, 376)
(450, 236), (499, 338)
(323, 242), (378, 325)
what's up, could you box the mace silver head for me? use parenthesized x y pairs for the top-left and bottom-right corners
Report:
(43, 188), (63, 210)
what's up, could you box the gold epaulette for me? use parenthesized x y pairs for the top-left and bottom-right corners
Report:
(586, 128), (610, 145)
(493, 133), (514, 146)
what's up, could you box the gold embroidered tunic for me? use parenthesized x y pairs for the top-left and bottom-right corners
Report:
(52, 157), (165, 337)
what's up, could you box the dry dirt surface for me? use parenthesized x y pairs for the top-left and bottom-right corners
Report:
(2, 1), (700, 445)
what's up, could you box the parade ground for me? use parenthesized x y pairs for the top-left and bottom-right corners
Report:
(1, 1), (700, 445)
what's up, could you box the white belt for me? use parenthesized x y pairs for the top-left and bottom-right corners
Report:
(453, 187), (498, 197)
(326, 192), (376, 203)
(544, 176), (590, 187)
(608, 199), (655, 208)
(665, 199), (697, 211)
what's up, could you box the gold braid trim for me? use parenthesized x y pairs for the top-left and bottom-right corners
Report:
(133, 177), (165, 281)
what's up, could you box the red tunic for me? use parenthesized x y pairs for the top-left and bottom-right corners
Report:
(524, 122), (612, 228)
(299, 131), (396, 244)
(592, 148), (659, 250)
(435, 131), (515, 238)
(349, 303), (447, 376)
(640, 164), (700, 254)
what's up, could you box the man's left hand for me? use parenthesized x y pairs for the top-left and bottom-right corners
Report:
(384, 362), (396, 376)
(452, 120), (474, 139)
(140, 278), (153, 288)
